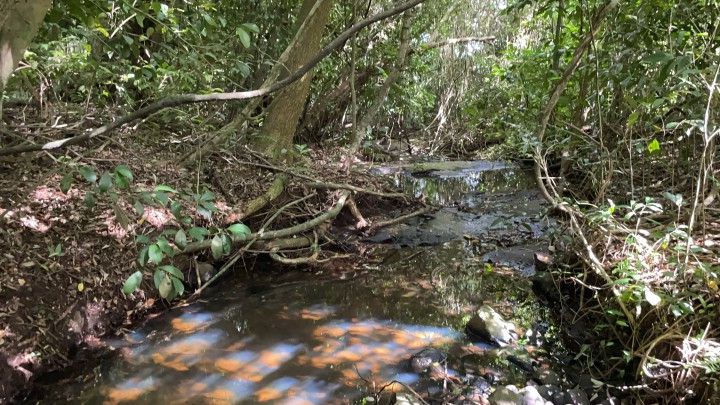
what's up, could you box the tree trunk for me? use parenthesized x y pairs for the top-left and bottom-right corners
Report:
(0, 1), (51, 83)
(0, 0), (52, 118)
(347, 9), (415, 158)
(253, 0), (334, 158)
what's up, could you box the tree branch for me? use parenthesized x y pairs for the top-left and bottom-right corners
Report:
(0, 0), (428, 157)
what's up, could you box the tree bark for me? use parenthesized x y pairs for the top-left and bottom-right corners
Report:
(253, 0), (335, 158)
(0, 0), (52, 119)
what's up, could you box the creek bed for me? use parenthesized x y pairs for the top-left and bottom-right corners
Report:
(34, 161), (576, 404)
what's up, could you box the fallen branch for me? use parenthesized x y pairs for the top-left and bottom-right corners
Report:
(369, 206), (434, 231)
(183, 191), (351, 254)
(0, 0), (427, 157)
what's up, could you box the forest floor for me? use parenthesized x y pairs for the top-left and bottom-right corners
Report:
(0, 106), (415, 402)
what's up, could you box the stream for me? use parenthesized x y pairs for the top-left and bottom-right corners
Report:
(35, 161), (587, 404)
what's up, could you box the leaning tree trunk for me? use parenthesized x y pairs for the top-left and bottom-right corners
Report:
(253, 0), (334, 158)
(0, 0), (52, 119)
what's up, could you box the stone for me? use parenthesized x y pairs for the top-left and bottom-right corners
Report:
(533, 252), (553, 272)
(395, 393), (423, 405)
(490, 385), (523, 405)
(535, 385), (562, 402)
(535, 369), (561, 386)
(468, 376), (492, 400)
(565, 388), (590, 405)
(522, 385), (552, 405)
(466, 305), (518, 346)
(409, 348), (446, 373)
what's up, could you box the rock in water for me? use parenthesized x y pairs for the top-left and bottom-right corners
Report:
(466, 305), (518, 346)
(409, 348), (446, 373)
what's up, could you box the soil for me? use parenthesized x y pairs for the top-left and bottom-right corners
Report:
(0, 106), (410, 402)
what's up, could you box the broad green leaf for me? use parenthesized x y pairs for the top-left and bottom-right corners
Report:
(643, 52), (673, 64)
(188, 227), (209, 241)
(175, 229), (187, 248)
(115, 164), (133, 182)
(160, 264), (184, 280)
(99, 173), (113, 192)
(241, 22), (259, 33)
(211, 235), (224, 259)
(236, 27), (251, 48)
(136, 234), (150, 244)
(134, 200), (145, 217)
(78, 166), (97, 183)
(171, 276), (185, 296)
(153, 268), (165, 289)
(122, 271), (143, 294)
(84, 191), (96, 208)
(60, 174), (74, 193)
(647, 139), (660, 154)
(148, 244), (164, 264)
(156, 237), (174, 255)
(227, 223), (251, 236)
(158, 274), (173, 298)
(154, 192), (169, 206)
(113, 172), (130, 189)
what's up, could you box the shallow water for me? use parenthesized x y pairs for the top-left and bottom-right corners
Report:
(38, 161), (554, 404)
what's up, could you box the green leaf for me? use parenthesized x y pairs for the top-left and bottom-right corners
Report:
(134, 200), (145, 217)
(99, 173), (113, 192)
(647, 139), (661, 154)
(78, 166), (97, 183)
(154, 192), (169, 206)
(211, 235), (225, 259)
(227, 223), (251, 237)
(122, 271), (143, 294)
(158, 274), (174, 298)
(153, 268), (165, 289)
(84, 191), (96, 208)
(155, 184), (178, 193)
(241, 22), (260, 33)
(236, 27), (251, 48)
(159, 264), (183, 280)
(156, 237), (174, 256)
(136, 234), (150, 244)
(171, 276), (185, 296)
(148, 244), (164, 264)
(643, 52), (673, 64)
(115, 164), (133, 182)
(188, 227), (209, 241)
(175, 229), (187, 248)
(113, 172), (130, 189)
(60, 174), (74, 193)
(137, 245), (149, 266)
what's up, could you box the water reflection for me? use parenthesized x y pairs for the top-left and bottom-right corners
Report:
(52, 280), (462, 404)
(394, 163), (535, 207)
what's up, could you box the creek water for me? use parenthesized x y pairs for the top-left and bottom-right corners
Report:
(38, 161), (558, 404)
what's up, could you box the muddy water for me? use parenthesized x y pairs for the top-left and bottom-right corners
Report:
(40, 161), (554, 404)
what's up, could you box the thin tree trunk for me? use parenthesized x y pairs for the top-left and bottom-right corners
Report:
(347, 9), (415, 159)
